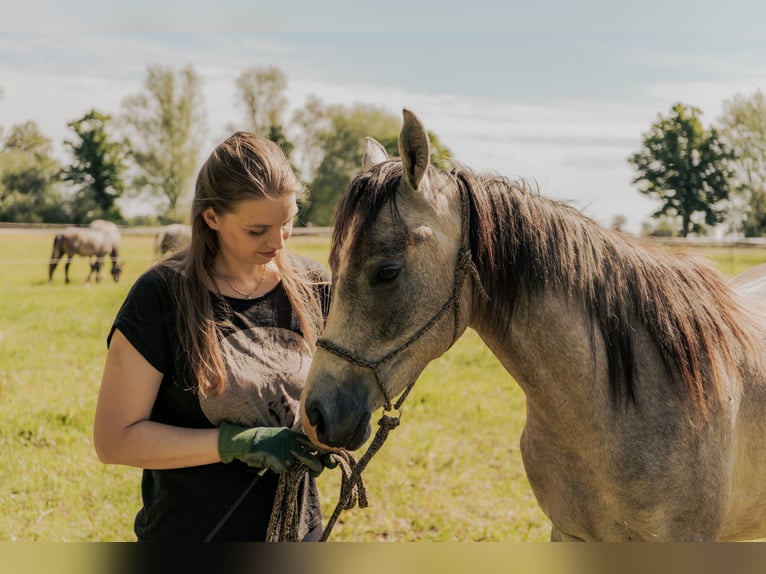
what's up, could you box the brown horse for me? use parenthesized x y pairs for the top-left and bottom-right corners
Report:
(49, 221), (123, 283)
(300, 109), (766, 541)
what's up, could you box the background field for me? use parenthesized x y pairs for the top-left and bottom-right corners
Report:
(1, 230), (765, 541)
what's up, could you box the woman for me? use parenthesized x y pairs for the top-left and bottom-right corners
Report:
(93, 132), (334, 541)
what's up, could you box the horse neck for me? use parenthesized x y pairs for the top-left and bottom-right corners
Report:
(463, 176), (757, 419)
(461, 175), (633, 403)
(470, 283), (599, 388)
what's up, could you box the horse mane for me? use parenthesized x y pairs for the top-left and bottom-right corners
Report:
(331, 161), (757, 416)
(455, 167), (756, 416)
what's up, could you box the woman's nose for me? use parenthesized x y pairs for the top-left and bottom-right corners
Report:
(266, 227), (286, 249)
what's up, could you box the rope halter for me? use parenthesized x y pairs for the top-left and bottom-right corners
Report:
(316, 184), (482, 415)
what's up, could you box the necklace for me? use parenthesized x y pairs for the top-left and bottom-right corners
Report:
(212, 268), (266, 299)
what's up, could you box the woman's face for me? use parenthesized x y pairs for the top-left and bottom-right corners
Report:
(203, 193), (298, 266)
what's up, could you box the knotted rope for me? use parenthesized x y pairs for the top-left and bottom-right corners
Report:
(265, 410), (402, 542)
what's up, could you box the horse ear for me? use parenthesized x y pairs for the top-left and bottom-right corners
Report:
(398, 108), (430, 191)
(362, 137), (389, 171)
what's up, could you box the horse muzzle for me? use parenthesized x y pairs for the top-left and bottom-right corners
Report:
(300, 381), (372, 450)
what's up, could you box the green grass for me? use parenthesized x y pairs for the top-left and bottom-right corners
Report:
(1, 230), (765, 541)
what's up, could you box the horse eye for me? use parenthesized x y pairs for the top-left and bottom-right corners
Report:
(376, 265), (401, 283)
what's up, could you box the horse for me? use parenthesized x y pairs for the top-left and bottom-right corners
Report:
(89, 219), (122, 257)
(155, 223), (191, 256)
(49, 221), (123, 283)
(300, 109), (766, 541)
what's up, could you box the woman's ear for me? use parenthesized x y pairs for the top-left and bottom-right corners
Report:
(202, 208), (219, 230)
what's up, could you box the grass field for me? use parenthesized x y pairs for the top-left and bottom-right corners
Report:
(1, 229), (765, 542)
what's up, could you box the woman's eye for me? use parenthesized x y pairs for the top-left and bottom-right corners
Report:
(249, 229), (266, 236)
(376, 266), (400, 282)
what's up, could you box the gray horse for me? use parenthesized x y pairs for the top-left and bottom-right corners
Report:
(49, 221), (123, 283)
(300, 109), (766, 541)
(155, 223), (191, 256)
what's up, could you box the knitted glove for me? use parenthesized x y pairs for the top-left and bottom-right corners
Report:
(218, 422), (323, 475)
(296, 435), (340, 471)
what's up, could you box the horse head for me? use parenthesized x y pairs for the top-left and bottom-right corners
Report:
(300, 109), (474, 450)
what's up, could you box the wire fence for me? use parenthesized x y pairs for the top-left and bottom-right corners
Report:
(2, 224), (766, 268)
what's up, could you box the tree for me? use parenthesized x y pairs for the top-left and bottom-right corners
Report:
(121, 64), (207, 220)
(230, 67), (298, 178)
(61, 109), (127, 223)
(0, 121), (65, 223)
(719, 90), (766, 236)
(628, 103), (735, 237)
(629, 103), (735, 237)
(292, 102), (401, 226)
(235, 66), (289, 136)
(292, 101), (454, 226)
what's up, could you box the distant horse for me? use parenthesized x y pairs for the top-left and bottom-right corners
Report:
(49, 222), (123, 283)
(300, 109), (766, 541)
(155, 223), (191, 256)
(89, 219), (122, 258)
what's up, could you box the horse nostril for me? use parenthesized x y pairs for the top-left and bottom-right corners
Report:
(306, 402), (326, 439)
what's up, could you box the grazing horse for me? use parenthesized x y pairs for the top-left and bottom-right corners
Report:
(49, 222), (123, 283)
(89, 219), (122, 257)
(300, 109), (766, 541)
(155, 223), (191, 256)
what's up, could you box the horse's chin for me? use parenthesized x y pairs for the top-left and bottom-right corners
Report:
(347, 416), (372, 451)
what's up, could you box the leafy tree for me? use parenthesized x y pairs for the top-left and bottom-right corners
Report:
(291, 95), (328, 182)
(267, 123), (294, 160)
(292, 102), (401, 226)
(628, 103), (735, 237)
(121, 64), (207, 220)
(230, 67), (299, 181)
(719, 90), (766, 236)
(235, 66), (289, 136)
(0, 121), (65, 223)
(61, 109), (127, 223)
(292, 101), (454, 226)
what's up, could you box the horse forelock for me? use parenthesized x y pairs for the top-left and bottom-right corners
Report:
(455, 167), (756, 417)
(329, 161), (407, 272)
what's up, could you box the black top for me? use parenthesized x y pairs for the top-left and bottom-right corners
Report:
(108, 253), (330, 541)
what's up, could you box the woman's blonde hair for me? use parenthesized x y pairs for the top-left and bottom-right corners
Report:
(163, 132), (326, 396)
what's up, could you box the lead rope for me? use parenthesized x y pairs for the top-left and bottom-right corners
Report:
(265, 389), (411, 542)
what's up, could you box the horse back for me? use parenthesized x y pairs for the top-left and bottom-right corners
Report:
(59, 227), (110, 257)
(719, 262), (766, 539)
(89, 219), (121, 254)
(731, 262), (766, 298)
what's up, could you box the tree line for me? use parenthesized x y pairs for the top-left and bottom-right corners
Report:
(0, 64), (452, 228)
(0, 64), (765, 237)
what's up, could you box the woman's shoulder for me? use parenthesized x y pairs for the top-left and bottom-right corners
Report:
(126, 263), (180, 300)
(134, 263), (175, 286)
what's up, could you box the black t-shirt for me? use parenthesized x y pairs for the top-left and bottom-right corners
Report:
(108, 253), (330, 541)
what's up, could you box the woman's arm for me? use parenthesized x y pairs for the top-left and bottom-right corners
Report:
(93, 328), (220, 469)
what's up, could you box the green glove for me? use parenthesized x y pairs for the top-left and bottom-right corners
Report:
(296, 435), (340, 471)
(218, 422), (323, 476)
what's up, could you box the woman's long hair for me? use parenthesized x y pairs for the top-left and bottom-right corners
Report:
(163, 132), (326, 397)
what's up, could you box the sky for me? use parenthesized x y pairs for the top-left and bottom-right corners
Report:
(2, 2), (766, 233)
